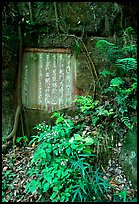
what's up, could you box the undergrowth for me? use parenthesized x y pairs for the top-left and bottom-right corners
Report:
(26, 103), (114, 202)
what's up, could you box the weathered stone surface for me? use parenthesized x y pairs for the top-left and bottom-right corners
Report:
(119, 125), (137, 189)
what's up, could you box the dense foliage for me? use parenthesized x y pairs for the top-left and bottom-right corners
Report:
(26, 108), (113, 202)
(24, 27), (137, 202)
(96, 27), (137, 133)
(2, 27), (137, 202)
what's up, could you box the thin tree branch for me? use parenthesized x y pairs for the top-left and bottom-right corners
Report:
(54, 2), (59, 33)
(29, 2), (33, 22)
(66, 34), (99, 80)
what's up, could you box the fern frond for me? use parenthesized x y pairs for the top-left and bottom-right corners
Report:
(96, 40), (119, 62)
(116, 58), (137, 71)
(99, 69), (114, 77)
(110, 77), (124, 87)
(121, 45), (137, 56)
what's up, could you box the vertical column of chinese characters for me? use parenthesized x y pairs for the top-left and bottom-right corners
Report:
(52, 54), (58, 111)
(23, 64), (29, 107)
(38, 53), (43, 109)
(66, 54), (72, 107)
(45, 54), (51, 112)
(59, 54), (64, 109)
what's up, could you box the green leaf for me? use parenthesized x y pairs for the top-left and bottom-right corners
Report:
(76, 144), (84, 151)
(53, 186), (59, 191)
(44, 175), (52, 182)
(74, 134), (82, 141)
(83, 146), (91, 154)
(116, 58), (137, 71)
(72, 190), (78, 202)
(5, 170), (11, 176)
(26, 180), (37, 193)
(99, 69), (114, 77)
(79, 190), (83, 201)
(43, 183), (49, 192)
(71, 143), (78, 149)
(50, 192), (57, 200)
(16, 137), (22, 143)
(83, 137), (94, 145)
(53, 149), (58, 155)
(47, 153), (51, 161)
(92, 116), (99, 126)
(60, 195), (66, 202)
(123, 120), (132, 130)
(66, 147), (72, 156)
(110, 77), (124, 87)
(131, 116), (137, 123)
(51, 112), (60, 118)
(56, 116), (64, 124)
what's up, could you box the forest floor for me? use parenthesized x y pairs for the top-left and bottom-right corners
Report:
(2, 143), (137, 202)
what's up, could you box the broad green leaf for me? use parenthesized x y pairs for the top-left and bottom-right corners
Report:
(110, 77), (124, 87)
(51, 112), (60, 118)
(66, 147), (71, 156)
(74, 134), (82, 141)
(56, 116), (64, 124)
(44, 175), (52, 182)
(53, 186), (59, 191)
(71, 143), (78, 149)
(53, 178), (59, 183)
(43, 183), (49, 192)
(76, 144), (84, 151)
(83, 146), (91, 154)
(83, 137), (94, 145)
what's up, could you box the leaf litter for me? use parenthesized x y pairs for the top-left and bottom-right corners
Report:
(2, 141), (137, 202)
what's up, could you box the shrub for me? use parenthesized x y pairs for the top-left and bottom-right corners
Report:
(26, 109), (112, 202)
